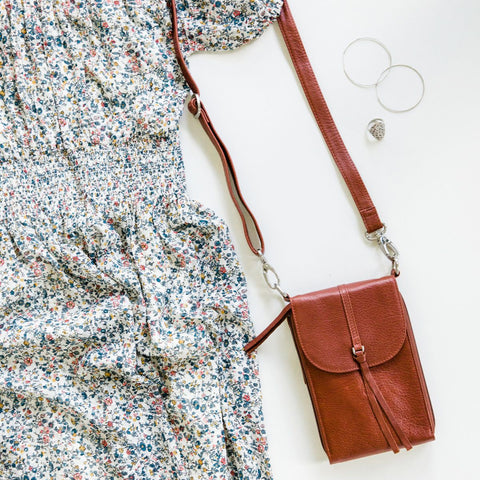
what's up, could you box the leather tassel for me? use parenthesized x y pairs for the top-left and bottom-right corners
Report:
(339, 284), (412, 453)
(354, 351), (412, 452)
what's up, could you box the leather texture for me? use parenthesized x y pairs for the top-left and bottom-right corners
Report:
(245, 277), (436, 463)
(244, 303), (292, 354)
(189, 98), (266, 255)
(277, 1), (383, 233)
(169, 0), (265, 255)
(168, 0), (385, 259)
(169, 0), (436, 464)
(169, 0), (200, 95)
(249, 275), (435, 464)
(290, 277), (406, 373)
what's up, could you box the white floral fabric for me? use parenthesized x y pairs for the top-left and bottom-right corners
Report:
(0, 1), (283, 479)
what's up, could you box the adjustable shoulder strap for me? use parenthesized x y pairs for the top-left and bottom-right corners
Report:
(168, 0), (384, 259)
(169, 0), (265, 256)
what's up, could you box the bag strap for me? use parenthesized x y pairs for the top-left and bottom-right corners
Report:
(276, 1), (383, 233)
(169, 0), (266, 257)
(169, 0), (398, 279)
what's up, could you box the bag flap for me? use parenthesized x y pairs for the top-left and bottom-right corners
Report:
(289, 275), (406, 373)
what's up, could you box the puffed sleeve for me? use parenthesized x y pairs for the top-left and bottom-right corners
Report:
(175, 0), (284, 55)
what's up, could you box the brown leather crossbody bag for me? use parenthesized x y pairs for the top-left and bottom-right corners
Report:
(169, 0), (435, 464)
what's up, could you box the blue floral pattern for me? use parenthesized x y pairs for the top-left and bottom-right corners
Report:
(0, 1), (283, 478)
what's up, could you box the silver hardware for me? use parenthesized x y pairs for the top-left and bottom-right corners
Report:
(352, 345), (365, 356)
(375, 64), (425, 113)
(365, 224), (386, 240)
(343, 37), (392, 88)
(192, 93), (202, 119)
(367, 118), (385, 141)
(343, 40), (425, 114)
(257, 250), (290, 301)
(378, 234), (400, 263)
(365, 224), (400, 276)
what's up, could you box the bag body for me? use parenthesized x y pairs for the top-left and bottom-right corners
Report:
(287, 275), (435, 463)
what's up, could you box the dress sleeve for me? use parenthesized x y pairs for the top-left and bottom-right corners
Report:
(175, 0), (284, 55)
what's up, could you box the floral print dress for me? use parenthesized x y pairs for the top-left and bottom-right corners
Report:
(0, 1), (283, 479)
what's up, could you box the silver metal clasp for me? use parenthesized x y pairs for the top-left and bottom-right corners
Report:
(257, 250), (290, 301)
(365, 224), (400, 276)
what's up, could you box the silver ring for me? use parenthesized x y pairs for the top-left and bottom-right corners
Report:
(343, 37), (392, 88)
(367, 118), (385, 141)
(375, 64), (425, 113)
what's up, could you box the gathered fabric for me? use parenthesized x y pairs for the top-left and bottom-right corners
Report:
(0, 1), (284, 478)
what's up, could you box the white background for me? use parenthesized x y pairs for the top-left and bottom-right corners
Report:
(179, 1), (480, 478)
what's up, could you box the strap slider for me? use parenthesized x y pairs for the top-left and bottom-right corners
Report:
(352, 345), (365, 357)
(190, 93), (202, 119)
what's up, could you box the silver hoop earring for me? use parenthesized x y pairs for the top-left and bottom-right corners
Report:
(343, 37), (392, 88)
(375, 64), (425, 113)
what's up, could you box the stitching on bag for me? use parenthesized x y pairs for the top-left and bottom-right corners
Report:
(399, 296), (436, 433)
(290, 302), (332, 460)
(290, 277), (407, 373)
(290, 294), (354, 373)
(277, 10), (376, 221)
(338, 284), (362, 350)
